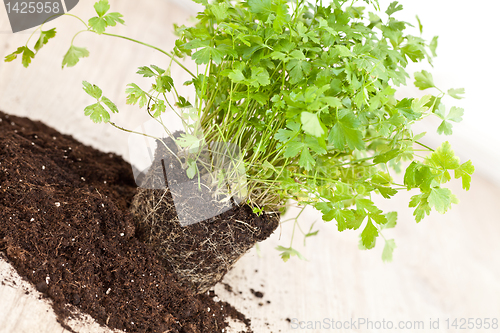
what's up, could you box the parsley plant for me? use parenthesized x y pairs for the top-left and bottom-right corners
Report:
(5, 0), (475, 261)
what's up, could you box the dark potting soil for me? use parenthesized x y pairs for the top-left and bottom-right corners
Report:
(0, 110), (253, 333)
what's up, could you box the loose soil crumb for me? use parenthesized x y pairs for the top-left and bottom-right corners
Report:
(250, 289), (264, 298)
(0, 111), (253, 333)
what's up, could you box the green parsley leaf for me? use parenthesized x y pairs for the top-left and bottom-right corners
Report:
(34, 28), (57, 52)
(94, 0), (110, 17)
(454, 160), (474, 191)
(84, 103), (110, 123)
(299, 147), (315, 171)
(275, 246), (306, 262)
(386, 1), (403, 16)
(228, 69), (245, 82)
(89, 0), (124, 34)
(89, 17), (107, 34)
(373, 149), (400, 164)
(4, 46), (35, 68)
(151, 100), (166, 118)
(426, 141), (460, 170)
(125, 83), (148, 108)
(249, 67), (270, 87)
(416, 15), (423, 34)
(447, 88), (465, 100)
(409, 192), (431, 222)
(82, 81), (102, 99)
(101, 96), (119, 114)
(323, 208), (356, 231)
(360, 219), (378, 249)
(382, 212), (397, 229)
(301, 112), (325, 137)
(283, 141), (304, 158)
(137, 66), (156, 78)
(382, 239), (396, 262)
(328, 109), (365, 151)
(186, 159), (198, 179)
(428, 187), (458, 214)
(248, 0), (273, 17)
(429, 36), (438, 57)
(414, 70), (435, 90)
(62, 45), (89, 68)
(411, 95), (432, 113)
(404, 161), (435, 191)
(286, 58), (311, 84)
(155, 75), (174, 93)
(436, 106), (464, 135)
(104, 12), (124, 27)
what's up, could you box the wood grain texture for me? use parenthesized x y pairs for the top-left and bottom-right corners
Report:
(1, 1), (499, 332)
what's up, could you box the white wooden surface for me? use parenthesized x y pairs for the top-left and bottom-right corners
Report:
(1, 1), (500, 332)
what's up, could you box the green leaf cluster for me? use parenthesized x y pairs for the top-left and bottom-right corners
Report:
(82, 81), (119, 123)
(88, 0), (124, 35)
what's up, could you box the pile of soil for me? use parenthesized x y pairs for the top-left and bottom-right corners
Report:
(0, 110), (252, 333)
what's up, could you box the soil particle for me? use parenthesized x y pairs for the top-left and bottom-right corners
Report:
(250, 288), (264, 298)
(223, 282), (234, 293)
(36, 280), (48, 293)
(0, 111), (253, 333)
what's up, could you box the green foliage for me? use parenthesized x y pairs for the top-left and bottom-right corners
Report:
(4, 0), (474, 262)
(62, 45), (90, 68)
(34, 28), (57, 52)
(82, 81), (118, 123)
(88, 0), (124, 35)
(4, 46), (34, 67)
(276, 245), (306, 262)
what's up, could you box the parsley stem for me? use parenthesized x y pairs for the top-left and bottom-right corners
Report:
(108, 121), (183, 165)
(100, 32), (196, 78)
(415, 141), (434, 152)
(65, 13), (89, 28)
